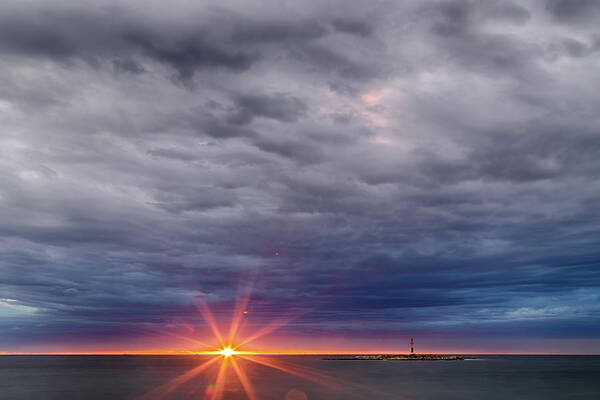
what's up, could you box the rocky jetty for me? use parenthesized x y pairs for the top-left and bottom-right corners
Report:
(323, 354), (464, 361)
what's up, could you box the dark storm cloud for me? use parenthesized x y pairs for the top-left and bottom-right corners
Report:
(0, 6), (256, 81)
(125, 31), (255, 81)
(1, 0), (599, 352)
(232, 93), (308, 123)
(0, 2), (380, 84)
(331, 18), (373, 37)
(0, 3), (338, 82)
(545, 0), (600, 23)
(230, 19), (329, 43)
(297, 44), (381, 80)
(427, 0), (539, 76)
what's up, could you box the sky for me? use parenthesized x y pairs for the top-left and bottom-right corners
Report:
(1, 0), (600, 354)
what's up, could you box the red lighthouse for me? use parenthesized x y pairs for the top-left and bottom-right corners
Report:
(410, 338), (415, 354)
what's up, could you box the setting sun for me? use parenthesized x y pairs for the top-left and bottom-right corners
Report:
(219, 347), (236, 357)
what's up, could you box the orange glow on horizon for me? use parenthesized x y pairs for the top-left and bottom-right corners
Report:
(6, 349), (593, 356)
(0, 343), (488, 356)
(129, 283), (415, 399)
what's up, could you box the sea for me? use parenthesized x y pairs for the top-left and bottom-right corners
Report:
(0, 355), (599, 399)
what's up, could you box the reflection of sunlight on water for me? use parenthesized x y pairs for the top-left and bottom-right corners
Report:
(285, 388), (308, 400)
(203, 383), (214, 399)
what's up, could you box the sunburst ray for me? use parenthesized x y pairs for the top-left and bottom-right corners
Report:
(227, 277), (256, 347)
(235, 310), (308, 349)
(139, 280), (402, 400)
(211, 355), (230, 400)
(199, 301), (226, 348)
(230, 356), (259, 400)
(137, 356), (219, 400)
(240, 354), (346, 390)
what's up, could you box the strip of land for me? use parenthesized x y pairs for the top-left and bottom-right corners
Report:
(323, 354), (465, 361)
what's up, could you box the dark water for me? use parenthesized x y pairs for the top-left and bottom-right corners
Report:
(1, 355), (599, 399)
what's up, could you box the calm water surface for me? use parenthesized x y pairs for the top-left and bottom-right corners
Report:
(1, 355), (599, 399)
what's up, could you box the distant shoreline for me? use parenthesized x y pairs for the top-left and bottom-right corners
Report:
(323, 354), (465, 361)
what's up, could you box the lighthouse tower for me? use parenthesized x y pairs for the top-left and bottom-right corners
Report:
(410, 338), (415, 354)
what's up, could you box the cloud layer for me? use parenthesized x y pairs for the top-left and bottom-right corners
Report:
(1, 0), (600, 352)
